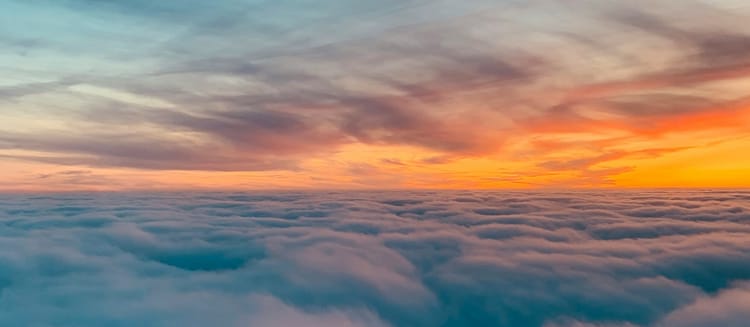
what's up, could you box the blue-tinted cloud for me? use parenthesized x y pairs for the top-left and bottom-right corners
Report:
(1, 191), (749, 326)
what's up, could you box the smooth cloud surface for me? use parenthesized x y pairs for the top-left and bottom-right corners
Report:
(1, 190), (749, 326)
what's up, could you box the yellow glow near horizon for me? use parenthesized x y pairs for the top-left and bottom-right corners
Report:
(3, 129), (747, 191)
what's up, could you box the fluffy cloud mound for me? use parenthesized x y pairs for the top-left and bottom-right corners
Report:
(658, 282), (750, 327)
(0, 190), (749, 326)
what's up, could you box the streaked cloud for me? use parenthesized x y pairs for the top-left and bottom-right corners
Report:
(1, 0), (749, 189)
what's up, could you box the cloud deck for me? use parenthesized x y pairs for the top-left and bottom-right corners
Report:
(1, 190), (749, 326)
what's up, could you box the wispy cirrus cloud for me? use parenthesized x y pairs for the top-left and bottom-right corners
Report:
(1, 0), (749, 188)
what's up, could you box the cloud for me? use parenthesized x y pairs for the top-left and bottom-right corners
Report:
(7, 0), (749, 178)
(658, 282), (750, 327)
(1, 190), (749, 326)
(243, 295), (390, 327)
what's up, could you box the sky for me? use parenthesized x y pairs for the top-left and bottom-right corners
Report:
(1, 0), (750, 191)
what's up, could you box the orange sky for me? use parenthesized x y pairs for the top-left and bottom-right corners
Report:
(1, 0), (749, 191)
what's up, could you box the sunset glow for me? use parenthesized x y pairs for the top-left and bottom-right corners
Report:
(3, 2), (750, 326)
(1, 0), (749, 191)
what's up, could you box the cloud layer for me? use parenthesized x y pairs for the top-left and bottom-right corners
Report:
(1, 190), (749, 326)
(1, 0), (749, 188)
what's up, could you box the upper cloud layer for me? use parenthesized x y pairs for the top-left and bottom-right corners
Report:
(1, 0), (749, 188)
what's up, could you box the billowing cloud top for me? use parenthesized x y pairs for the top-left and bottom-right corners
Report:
(1, 190), (749, 326)
(1, 0), (749, 190)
